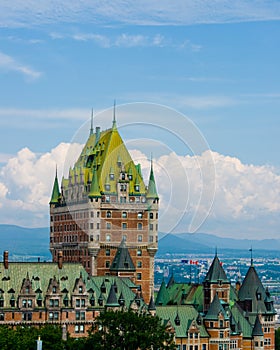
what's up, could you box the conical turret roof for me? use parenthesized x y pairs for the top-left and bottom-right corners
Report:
(106, 284), (120, 307)
(204, 254), (229, 284)
(146, 159), (158, 199)
(50, 168), (60, 205)
(110, 239), (136, 272)
(252, 315), (264, 337)
(205, 293), (228, 320)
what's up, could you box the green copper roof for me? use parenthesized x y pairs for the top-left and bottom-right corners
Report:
(156, 305), (209, 338)
(146, 161), (158, 199)
(230, 304), (252, 338)
(110, 239), (136, 272)
(105, 284), (120, 307)
(252, 315), (264, 337)
(204, 255), (229, 284)
(88, 168), (101, 198)
(238, 266), (265, 301)
(155, 280), (170, 306)
(50, 170), (60, 204)
(205, 293), (229, 320)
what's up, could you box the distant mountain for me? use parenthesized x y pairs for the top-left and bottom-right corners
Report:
(0, 224), (51, 261)
(1, 224), (279, 262)
(158, 231), (280, 254)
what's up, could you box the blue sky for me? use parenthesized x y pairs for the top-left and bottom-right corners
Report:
(1, 1), (280, 239)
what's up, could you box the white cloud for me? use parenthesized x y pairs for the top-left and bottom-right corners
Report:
(1, 1), (280, 28)
(0, 51), (42, 79)
(1, 143), (280, 238)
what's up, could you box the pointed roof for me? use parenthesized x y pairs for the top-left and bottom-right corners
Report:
(110, 239), (136, 272)
(50, 168), (60, 204)
(205, 294), (228, 320)
(105, 284), (120, 307)
(167, 272), (175, 288)
(88, 168), (101, 198)
(252, 315), (264, 337)
(146, 159), (158, 199)
(204, 254), (229, 284)
(238, 265), (265, 301)
(148, 295), (156, 311)
(155, 279), (170, 306)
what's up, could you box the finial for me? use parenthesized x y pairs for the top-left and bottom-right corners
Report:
(215, 246), (218, 257)
(249, 247), (253, 266)
(90, 109), (94, 135)
(112, 100), (117, 129)
(55, 164), (58, 178)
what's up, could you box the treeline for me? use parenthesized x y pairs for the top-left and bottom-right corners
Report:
(0, 310), (175, 350)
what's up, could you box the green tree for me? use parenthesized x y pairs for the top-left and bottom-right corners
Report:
(85, 310), (176, 350)
(275, 328), (280, 350)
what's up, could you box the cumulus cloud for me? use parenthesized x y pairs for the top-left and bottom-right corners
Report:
(1, 144), (280, 238)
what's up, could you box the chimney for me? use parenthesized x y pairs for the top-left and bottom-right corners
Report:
(58, 251), (63, 269)
(4, 250), (8, 269)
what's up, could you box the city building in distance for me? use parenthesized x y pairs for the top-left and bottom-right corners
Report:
(49, 109), (159, 302)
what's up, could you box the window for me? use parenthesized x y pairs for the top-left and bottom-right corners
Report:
(210, 322), (214, 328)
(97, 223), (100, 229)
(138, 235), (143, 242)
(149, 223), (153, 231)
(23, 312), (32, 321)
(91, 211), (94, 217)
(137, 273), (142, 280)
(106, 249), (110, 256)
(106, 234), (111, 242)
(0, 313), (4, 321)
(90, 223), (94, 229)
(10, 299), (15, 307)
(22, 299), (27, 307)
(137, 261), (142, 268)
(149, 235), (153, 242)
(105, 196), (110, 203)
(202, 345), (207, 350)
(135, 185), (140, 192)
(219, 320), (223, 328)
(110, 173), (114, 180)
(75, 324), (85, 333)
(122, 223), (127, 230)
(122, 235), (127, 242)
(52, 286), (57, 293)
(149, 212), (154, 219)
(79, 286), (83, 293)
(219, 331), (224, 338)
(121, 173), (125, 180)
(97, 211), (100, 218)
(122, 212), (127, 218)
(76, 311), (85, 320)
(81, 299), (85, 307)
(106, 261), (110, 268)
(137, 223), (143, 230)
(137, 212), (143, 219)
(137, 249), (142, 256)
(76, 299), (80, 307)
(0, 300), (3, 307)
(105, 184), (110, 191)
(106, 222), (111, 229)
(106, 211), (112, 218)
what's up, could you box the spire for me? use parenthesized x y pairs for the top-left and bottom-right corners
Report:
(155, 279), (170, 306)
(50, 166), (61, 205)
(249, 247), (253, 266)
(204, 293), (228, 320)
(112, 100), (117, 130)
(148, 294), (156, 311)
(90, 109), (94, 135)
(146, 156), (158, 199)
(88, 168), (101, 198)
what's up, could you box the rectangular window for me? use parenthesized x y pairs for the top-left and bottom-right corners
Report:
(137, 212), (143, 218)
(76, 299), (80, 307)
(149, 235), (153, 242)
(137, 273), (142, 280)
(137, 249), (142, 256)
(97, 223), (100, 229)
(122, 212), (127, 218)
(149, 223), (153, 231)
(106, 222), (111, 229)
(106, 249), (110, 256)
(106, 261), (110, 268)
(137, 261), (142, 268)
(138, 235), (143, 242)
(122, 223), (127, 230)
(90, 223), (94, 229)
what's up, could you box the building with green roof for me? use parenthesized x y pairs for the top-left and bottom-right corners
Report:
(49, 108), (159, 303)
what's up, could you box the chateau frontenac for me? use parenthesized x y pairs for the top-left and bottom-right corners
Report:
(49, 112), (159, 303)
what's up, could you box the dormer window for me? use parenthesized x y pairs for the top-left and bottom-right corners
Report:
(135, 185), (140, 192)
(52, 286), (57, 293)
(110, 173), (114, 180)
(257, 292), (261, 300)
(105, 184), (111, 191)
(121, 173), (125, 180)
(128, 174), (133, 181)
(79, 286), (83, 294)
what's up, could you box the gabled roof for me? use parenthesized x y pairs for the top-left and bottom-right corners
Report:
(204, 254), (229, 284)
(156, 305), (209, 338)
(205, 293), (228, 320)
(110, 239), (136, 272)
(230, 303), (252, 338)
